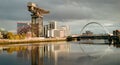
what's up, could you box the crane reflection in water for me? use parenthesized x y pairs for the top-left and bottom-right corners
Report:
(0, 42), (120, 65)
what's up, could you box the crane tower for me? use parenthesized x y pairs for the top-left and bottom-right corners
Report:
(27, 2), (49, 37)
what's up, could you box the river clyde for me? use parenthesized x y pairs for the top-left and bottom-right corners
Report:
(0, 40), (120, 65)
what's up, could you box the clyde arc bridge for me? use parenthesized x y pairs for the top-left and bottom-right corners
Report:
(69, 22), (119, 43)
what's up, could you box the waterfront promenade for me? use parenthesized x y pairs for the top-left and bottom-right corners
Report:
(0, 38), (66, 44)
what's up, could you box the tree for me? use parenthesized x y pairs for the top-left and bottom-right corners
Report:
(6, 32), (14, 40)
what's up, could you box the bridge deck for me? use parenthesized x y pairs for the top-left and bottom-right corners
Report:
(73, 35), (118, 39)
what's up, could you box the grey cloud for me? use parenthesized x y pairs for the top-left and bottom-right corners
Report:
(68, 0), (120, 20)
(0, 0), (29, 21)
(44, 0), (120, 21)
(45, 5), (94, 21)
(0, 0), (120, 21)
(0, 0), (120, 32)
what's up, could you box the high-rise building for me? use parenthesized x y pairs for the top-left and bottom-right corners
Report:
(17, 22), (31, 34)
(54, 29), (65, 38)
(60, 25), (70, 37)
(43, 21), (57, 37)
(49, 21), (57, 29)
(47, 29), (65, 38)
(43, 21), (70, 38)
(43, 25), (50, 37)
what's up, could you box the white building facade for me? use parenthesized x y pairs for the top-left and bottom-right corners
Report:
(43, 21), (70, 38)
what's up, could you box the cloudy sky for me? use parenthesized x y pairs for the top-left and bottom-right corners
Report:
(0, 0), (120, 34)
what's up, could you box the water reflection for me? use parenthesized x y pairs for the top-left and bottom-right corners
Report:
(31, 44), (70, 65)
(0, 43), (70, 65)
(0, 42), (120, 65)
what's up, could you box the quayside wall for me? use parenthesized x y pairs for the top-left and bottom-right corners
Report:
(0, 38), (67, 44)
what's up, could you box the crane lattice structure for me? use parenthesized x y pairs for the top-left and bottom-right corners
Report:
(27, 2), (49, 37)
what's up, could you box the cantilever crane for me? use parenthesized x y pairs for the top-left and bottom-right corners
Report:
(27, 2), (49, 37)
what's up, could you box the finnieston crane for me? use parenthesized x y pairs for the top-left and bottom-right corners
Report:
(27, 2), (49, 37)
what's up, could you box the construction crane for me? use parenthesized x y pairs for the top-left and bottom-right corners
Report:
(27, 2), (49, 37)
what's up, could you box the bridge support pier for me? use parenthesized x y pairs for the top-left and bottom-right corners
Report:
(113, 36), (120, 47)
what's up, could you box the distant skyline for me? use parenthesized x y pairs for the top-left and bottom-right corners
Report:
(0, 0), (120, 34)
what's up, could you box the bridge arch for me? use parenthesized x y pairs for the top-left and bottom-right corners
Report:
(80, 22), (110, 35)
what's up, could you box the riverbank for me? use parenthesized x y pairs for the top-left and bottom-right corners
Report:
(0, 38), (67, 44)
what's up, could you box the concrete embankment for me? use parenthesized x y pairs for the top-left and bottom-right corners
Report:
(0, 38), (67, 44)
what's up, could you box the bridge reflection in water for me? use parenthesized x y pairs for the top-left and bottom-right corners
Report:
(69, 35), (120, 47)
(0, 42), (120, 65)
(68, 22), (120, 46)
